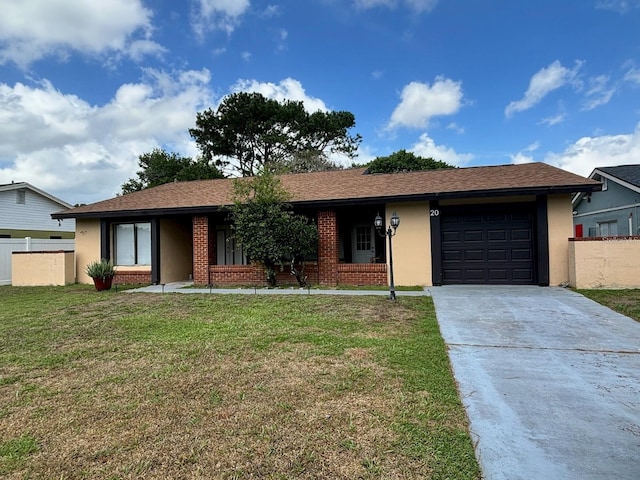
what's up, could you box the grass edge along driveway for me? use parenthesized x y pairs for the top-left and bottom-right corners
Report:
(0, 285), (480, 479)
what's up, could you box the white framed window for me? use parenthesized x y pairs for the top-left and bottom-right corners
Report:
(16, 189), (25, 204)
(597, 220), (617, 237)
(114, 222), (151, 265)
(601, 177), (608, 191)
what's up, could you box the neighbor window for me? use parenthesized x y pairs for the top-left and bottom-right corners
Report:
(16, 189), (25, 204)
(597, 220), (617, 237)
(114, 222), (151, 265)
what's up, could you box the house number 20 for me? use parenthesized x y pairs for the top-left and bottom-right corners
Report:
(430, 209), (440, 217)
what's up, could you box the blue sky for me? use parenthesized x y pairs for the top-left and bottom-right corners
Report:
(1, 0), (639, 205)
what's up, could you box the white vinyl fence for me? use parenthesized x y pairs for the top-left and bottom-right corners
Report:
(0, 237), (75, 285)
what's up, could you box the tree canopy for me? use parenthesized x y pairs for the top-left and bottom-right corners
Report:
(230, 172), (317, 286)
(365, 150), (456, 174)
(189, 92), (361, 177)
(121, 148), (224, 194)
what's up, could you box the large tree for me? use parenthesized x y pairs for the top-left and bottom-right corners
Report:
(365, 149), (456, 174)
(189, 92), (361, 177)
(230, 172), (318, 287)
(121, 148), (224, 194)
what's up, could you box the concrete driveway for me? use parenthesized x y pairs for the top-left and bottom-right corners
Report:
(429, 286), (640, 480)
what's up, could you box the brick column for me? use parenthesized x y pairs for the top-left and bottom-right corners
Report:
(193, 215), (210, 285)
(317, 210), (339, 286)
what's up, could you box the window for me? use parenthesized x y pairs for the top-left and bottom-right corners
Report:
(597, 220), (617, 237)
(114, 222), (151, 265)
(601, 177), (608, 191)
(16, 189), (25, 204)
(216, 227), (246, 265)
(49, 235), (62, 239)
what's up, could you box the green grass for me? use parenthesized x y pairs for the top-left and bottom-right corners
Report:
(0, 285), (480, 479)
(577, 288), (640, 322)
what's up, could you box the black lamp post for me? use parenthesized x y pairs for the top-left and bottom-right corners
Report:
(375, 211), (400, 300)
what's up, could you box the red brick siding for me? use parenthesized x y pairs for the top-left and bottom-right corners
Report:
(114, 271), (152, 284)
(317, 210), (338, 286)
(193, 215), (210, 284)
(208, 263), (320, 286)
(337, 263), (387, 286)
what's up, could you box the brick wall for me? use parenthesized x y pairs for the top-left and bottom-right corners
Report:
(337, 263), (387, 286)
(317, 210), (338, 286)
(114, 271), (152, 284)
(193, 215), (209, 284)
(209, 263), (320, 287)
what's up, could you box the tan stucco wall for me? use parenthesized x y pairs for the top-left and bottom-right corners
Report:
(75, 219), (101, 284)
(386, 202), (432, 286)
(160, 218), (193, 283)
(569, 239), (640, 289)
(547, 194), (573, 286)
(12, 251), (75, 286)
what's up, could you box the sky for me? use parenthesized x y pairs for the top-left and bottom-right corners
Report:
(1, 0), (640, 205)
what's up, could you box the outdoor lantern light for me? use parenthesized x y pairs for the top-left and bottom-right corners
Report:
(375, 211), (400, 300)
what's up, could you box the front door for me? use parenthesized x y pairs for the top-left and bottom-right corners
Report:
(352, 225), (375, 263)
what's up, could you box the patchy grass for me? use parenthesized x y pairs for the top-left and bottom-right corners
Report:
(577, 289), (640, 322)
(0, 285), (479, 479)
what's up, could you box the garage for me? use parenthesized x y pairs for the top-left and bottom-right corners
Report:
(440, 203), (536, 285)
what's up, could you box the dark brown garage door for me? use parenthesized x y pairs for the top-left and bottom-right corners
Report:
(441, 204), (536, 284)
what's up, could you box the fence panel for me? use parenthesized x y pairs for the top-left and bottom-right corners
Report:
(0, 238), (75, 285)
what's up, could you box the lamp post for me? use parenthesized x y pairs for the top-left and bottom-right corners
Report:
(375, 211), (400, 300)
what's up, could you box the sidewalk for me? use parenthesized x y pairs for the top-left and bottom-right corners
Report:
(128, 281), (430, 297)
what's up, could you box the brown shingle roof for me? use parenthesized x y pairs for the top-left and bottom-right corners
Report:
(53, 162), (600, 219)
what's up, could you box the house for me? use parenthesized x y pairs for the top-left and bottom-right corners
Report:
(572, 164), (640, 238)
(0, 182), (75, 239)
(52, 162), (599, 287)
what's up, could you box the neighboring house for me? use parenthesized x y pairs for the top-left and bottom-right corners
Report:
(0, 182), (75, 239)
(572, 164), (640, 238)
(53, 163), (599, 287)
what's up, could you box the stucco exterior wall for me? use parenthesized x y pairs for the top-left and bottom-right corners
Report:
(569, 238), (640, 288)
(160, 218), (193, 283)
(386, 201), (431, 286)
(75, 219), (101, 284)
(12, 250), (75, 286)
(548, 194), (573, 286)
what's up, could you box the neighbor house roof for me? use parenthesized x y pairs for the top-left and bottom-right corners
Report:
(595, 164), (640, 191)
(0, 181), (72, 209)
(52, 162), (600, 219)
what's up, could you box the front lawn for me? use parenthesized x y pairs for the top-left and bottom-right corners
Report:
(578, 288), (640, 323)
(0, 285), (479, 479)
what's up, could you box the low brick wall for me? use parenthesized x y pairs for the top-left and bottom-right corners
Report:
(204, 263), (385, 287)
(114, 270), (152, 284)
(337, 263), (387, 286)
(569, 236), (640, 289)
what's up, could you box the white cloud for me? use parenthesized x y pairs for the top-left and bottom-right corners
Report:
(0, 0), (160, 68)
(0, 69), (214, 204)
(539, 112), (566, 126)
(510, 142), (540, 165)
(596, 0), (640, 13)
(446, 122), (465, 134)
(191, 0), (250, 37)
(388, 77), (464, 129)
(505, 60), (582, 117)
(544, 124), (640, 177)
(582, 75), (616, 110)
(354, 0), (438, 12)
(411, 133), (473, 166)
(232, 78), (329, 112)
(624, 67), (640, 85)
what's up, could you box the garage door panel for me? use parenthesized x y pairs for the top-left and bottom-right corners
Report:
(488, 230), (507, 241)
(440, 204), (536, 285)
(464, 250), (484, 261)
(511, 228), (531, 241)
(464, 230), (483, 242)
(488, 249), (507, 261)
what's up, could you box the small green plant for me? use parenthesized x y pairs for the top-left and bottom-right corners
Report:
(85, 258), (115, 280)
